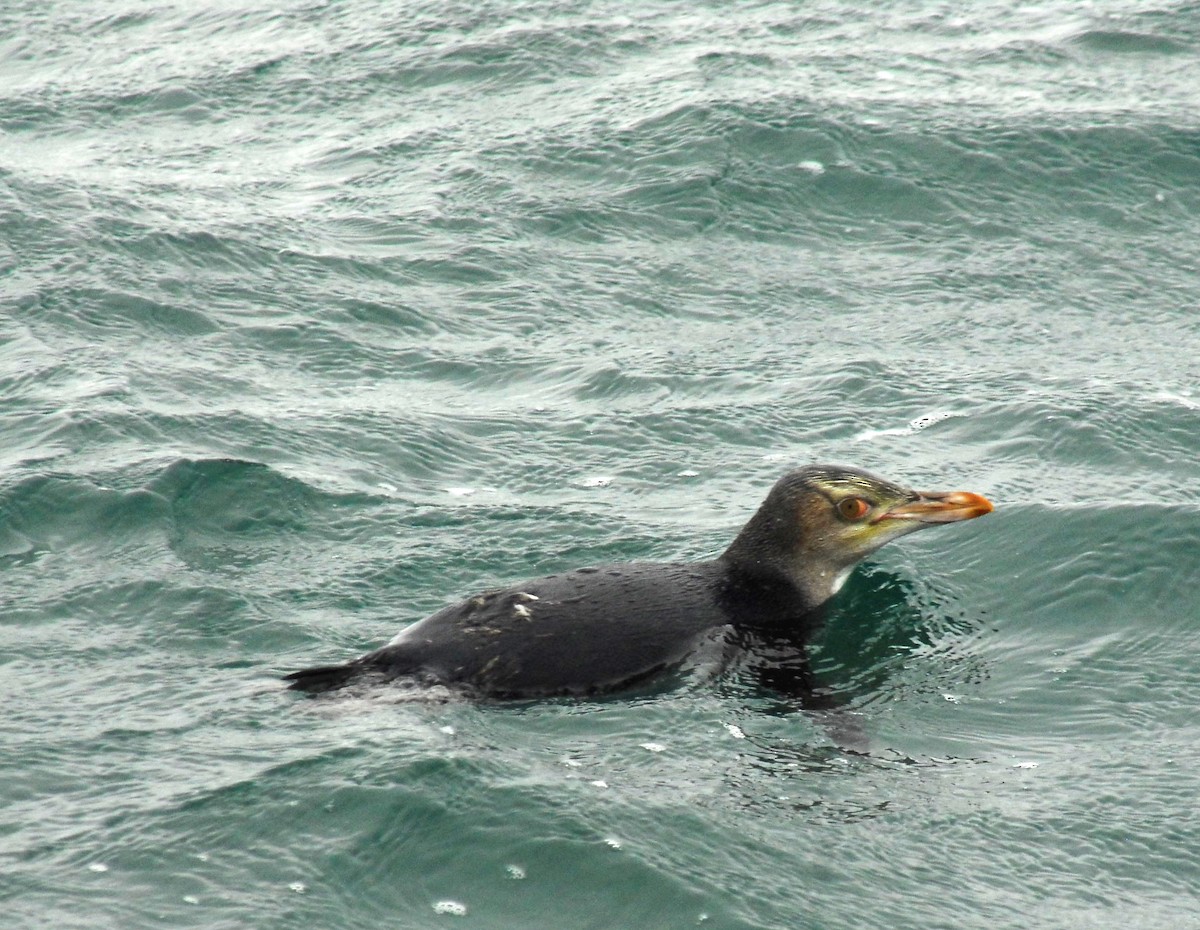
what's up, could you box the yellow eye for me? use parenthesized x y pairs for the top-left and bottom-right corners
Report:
(837, 497), (870, 521)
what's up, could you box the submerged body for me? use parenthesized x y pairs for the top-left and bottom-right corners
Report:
(287, 560), (816, 697)
(285, 465), (992, 698)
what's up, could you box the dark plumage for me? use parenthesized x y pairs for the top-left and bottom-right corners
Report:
(284, 464), (992, 699)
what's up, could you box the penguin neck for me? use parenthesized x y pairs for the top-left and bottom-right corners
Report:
(720, 511), (854, 610)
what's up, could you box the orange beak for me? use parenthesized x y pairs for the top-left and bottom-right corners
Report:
(876, 490), (994, 524)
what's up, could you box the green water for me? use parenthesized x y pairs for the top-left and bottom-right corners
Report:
(3, 1), (1200, 928)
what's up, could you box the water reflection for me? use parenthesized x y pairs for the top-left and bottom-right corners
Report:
(718, 562), (993, 756)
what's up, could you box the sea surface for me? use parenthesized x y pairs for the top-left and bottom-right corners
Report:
(3, 1), (1200, 928)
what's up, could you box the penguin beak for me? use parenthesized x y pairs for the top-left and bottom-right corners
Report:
(877, 490), (994, 524)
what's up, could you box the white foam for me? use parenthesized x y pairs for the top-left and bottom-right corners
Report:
(1154, 390), (1199, 410)
(855, 410), (959, 441)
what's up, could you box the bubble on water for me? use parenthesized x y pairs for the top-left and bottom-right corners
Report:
(942, 693), (962, 704)
(433, 900), (468, 916)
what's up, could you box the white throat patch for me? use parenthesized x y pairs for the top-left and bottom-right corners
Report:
(830, 566), (854, 595)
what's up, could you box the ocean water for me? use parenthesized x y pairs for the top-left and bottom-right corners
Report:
(3, 1), (1200, 927)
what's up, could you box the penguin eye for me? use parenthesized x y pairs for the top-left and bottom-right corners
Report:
(837, 497), (871, 521)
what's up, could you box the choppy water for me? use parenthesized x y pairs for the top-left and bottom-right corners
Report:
(4, 1), (1200, 928)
